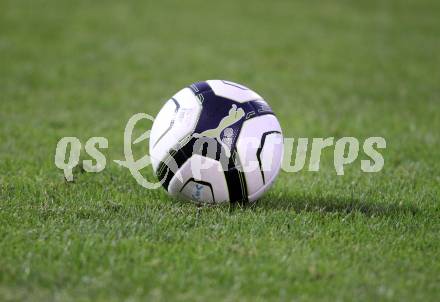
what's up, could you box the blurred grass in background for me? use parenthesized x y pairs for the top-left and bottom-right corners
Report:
(0, 0), (439, 301)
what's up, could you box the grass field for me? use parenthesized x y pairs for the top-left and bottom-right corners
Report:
(1, 0), (440, 301)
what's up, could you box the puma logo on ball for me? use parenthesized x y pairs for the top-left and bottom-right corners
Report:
(194, 104), (245, 157)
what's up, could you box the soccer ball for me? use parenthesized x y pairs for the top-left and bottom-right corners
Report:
(149, 80), (283, 204)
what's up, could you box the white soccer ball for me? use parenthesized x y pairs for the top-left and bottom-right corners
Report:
(149, 80), (283, 204)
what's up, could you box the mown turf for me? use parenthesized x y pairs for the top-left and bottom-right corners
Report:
(1, 0), (439, 301)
